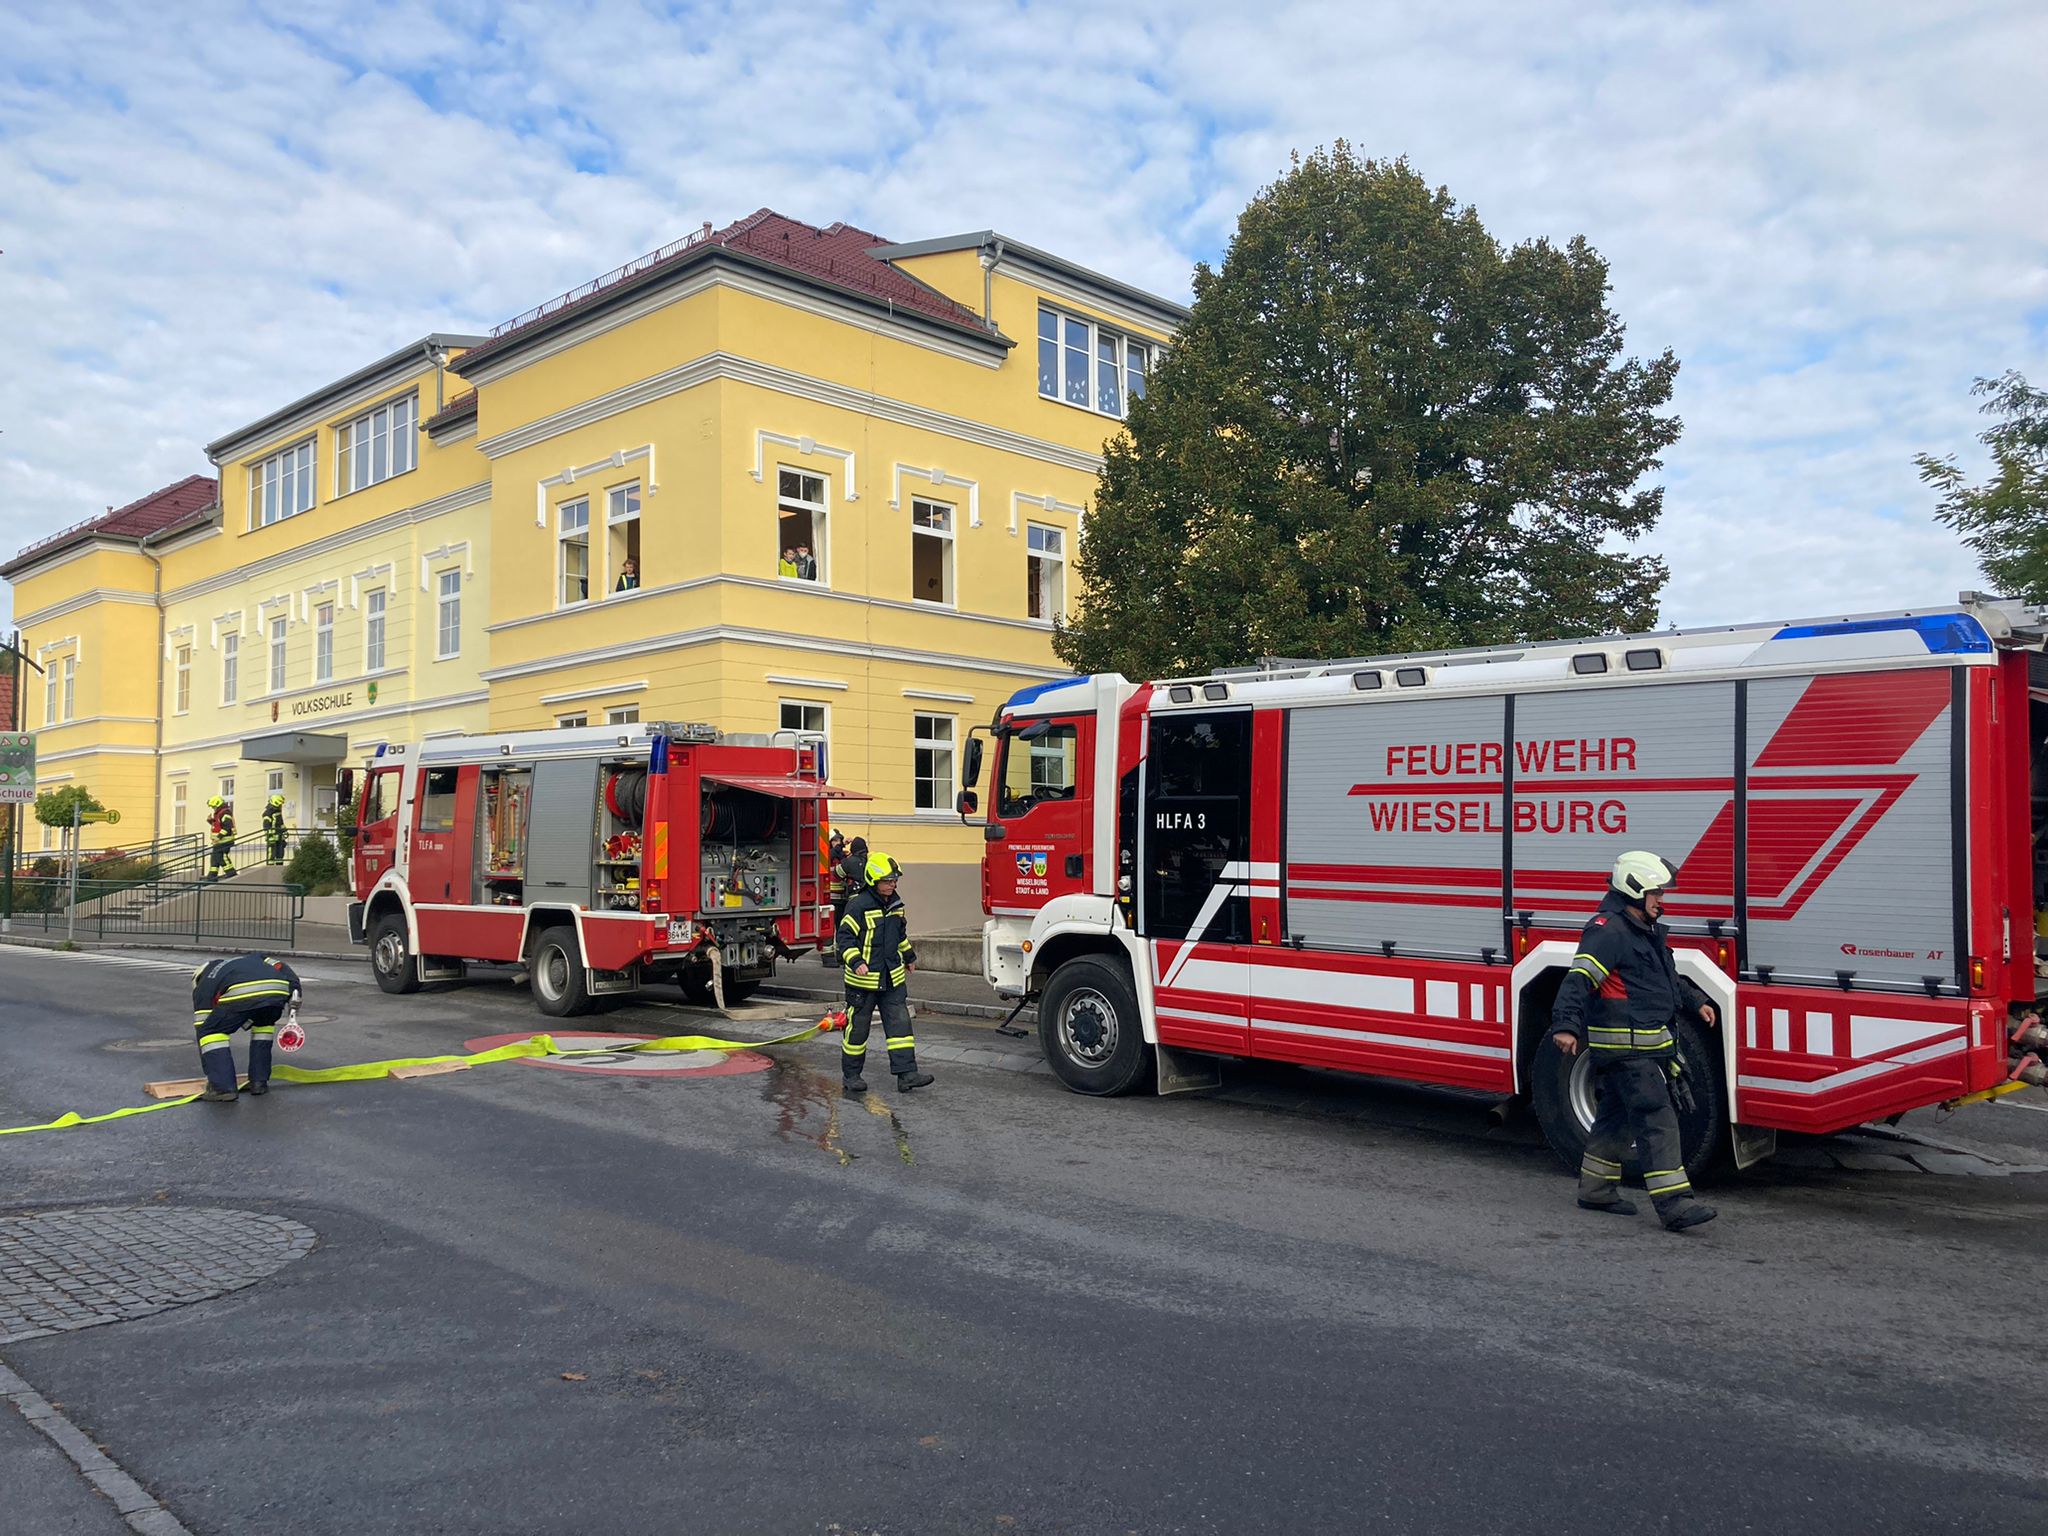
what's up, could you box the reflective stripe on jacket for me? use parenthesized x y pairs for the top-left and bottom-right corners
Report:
(1550, 891), (1703, 1058)
(836, 889), (915, 991)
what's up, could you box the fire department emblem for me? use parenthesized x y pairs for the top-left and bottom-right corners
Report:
(1015, 853), (1033, 875)
(367, 681), (379, 705)
(270, 700), (279, 722)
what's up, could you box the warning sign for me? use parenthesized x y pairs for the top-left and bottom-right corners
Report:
(0, 734), (34, 805)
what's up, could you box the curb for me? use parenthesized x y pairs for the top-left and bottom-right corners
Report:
(0, 934), (362, 963)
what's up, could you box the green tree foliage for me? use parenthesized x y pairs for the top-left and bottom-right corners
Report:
(34, 784), (106, 829)
(1918, 372), (2048, 601)
(1057, 146), (1681, 678)
(284, 832), (345, 896)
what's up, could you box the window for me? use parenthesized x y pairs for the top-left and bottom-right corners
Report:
(776, 468), (826, 583)
(250, 439), (315, 527)
(221, 632), (240, 704)
(999, 722), (1078, 817)
(364, 588), (386, 672)
(361, 766), (398, 825)
(436, 570), (461, 658)
(269, 616), (288, 693)
(1140, 712), (1254, 943)
(558, 497), (591, 606)
(314, 602), (335, 682)
(219, 775), (236, 810)
(607, 482), (641, 593)
(779, 699), (828, 742)
(418, 767), (458, 831)
(266, 769), (285, 802)
(174, 645), (192, 713)
(62, 656), (75, 720)
(556, 713), (588, 729)
(1037, 306), (1151, 419)
(43, 665), (56, 725)
(336, 392), (417, 495)
(171, 781), (188, 838)
(910, 499), (955, 606)
(606, 705), (640, 726)
(1027, 524), (1065, 622)
(914, 713), (956, 812)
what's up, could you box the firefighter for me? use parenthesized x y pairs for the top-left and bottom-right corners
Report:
(191, 953), (302, 1102)
(1550, 850), (1719, 1232)
(822, 829), (850, 966)
(205, 795), (238, 881)
(262, 792), (288, 865)
(836, 852), (933, 1094)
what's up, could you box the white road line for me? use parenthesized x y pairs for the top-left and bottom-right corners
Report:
(0, 1360), (195, 1535)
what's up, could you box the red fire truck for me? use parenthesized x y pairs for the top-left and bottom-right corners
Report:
(963, 595), (2048, 1175)
(348, 721), (864, 1015)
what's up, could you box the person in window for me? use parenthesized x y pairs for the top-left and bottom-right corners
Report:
(795, 544), (817, 581)
(779, 547), (800, 579)
(614, 557), (639, 593)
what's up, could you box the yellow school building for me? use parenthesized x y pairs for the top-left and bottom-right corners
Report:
(2, 211), (1184, 920)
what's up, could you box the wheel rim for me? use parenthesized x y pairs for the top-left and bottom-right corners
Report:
(374, 931), (406, 977)
(538, 945), (570, 1001)
(1058, 987), (1118, 1067)
(1567, 1050), (1597, 1133)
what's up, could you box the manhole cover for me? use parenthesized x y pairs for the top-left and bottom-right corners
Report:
(462, 1031), (772, 1079)
(0, 1206), (316, 1345)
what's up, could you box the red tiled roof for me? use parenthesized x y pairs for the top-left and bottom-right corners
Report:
(459, 209), (995, 369)
(7, 474), (218, 571)
(424, 390), (477, 432)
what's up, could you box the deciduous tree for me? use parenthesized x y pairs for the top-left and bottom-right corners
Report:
(1919, 372), (2048, 602)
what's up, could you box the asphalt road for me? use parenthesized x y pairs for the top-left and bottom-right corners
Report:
(3, 944), (2046, 1536)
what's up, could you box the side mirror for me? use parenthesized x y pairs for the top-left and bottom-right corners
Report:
(955, 789), (978, 822)
(337, 768), (355, 802)
(961, 737), (983, 788)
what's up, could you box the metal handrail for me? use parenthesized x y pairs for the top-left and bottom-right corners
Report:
(8, 875), (303, 945)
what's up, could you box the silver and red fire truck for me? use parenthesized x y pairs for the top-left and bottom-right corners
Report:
(965, 595), (2048, 1175)
(348, 721), (863, 1015)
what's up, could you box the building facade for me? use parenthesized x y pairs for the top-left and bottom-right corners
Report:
(2, 211), (1184, 919)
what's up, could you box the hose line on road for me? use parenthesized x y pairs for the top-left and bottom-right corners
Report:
(0, 1019), (840, 1137)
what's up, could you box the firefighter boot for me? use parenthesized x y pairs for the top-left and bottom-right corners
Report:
(1658, 1196), (1718, 1232)
(198, 1086), (238, 1103)
(896, 1070), (935, 1093)
(842, 1075), (869, 1095)
(1576, 1175), (1637, 1216)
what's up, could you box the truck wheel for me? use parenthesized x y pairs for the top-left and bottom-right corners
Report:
(530, 926), (594, 1018)
(1038, 955), (1152, 1096)
(1529, 1013), (1729, 1183)
(369, 912), (420, 995)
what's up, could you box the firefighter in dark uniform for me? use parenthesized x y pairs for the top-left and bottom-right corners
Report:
(823, 829), (850, 966)
(206, 794), (238, 880)
(262, 792), (288, 865)
(191, 953), (302, 1102)
(836, 852), (933, 1095)
(1550, 851), (1719, 1231)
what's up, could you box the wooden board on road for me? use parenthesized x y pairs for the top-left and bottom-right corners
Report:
(144, 1075), (245, 1098)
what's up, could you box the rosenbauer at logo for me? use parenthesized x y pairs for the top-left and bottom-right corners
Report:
(1841, 943), (1944, 961)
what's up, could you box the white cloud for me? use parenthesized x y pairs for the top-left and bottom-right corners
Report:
(2, 0), (2044, 633)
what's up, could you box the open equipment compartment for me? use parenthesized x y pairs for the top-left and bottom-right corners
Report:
(697, 780), (793, 915)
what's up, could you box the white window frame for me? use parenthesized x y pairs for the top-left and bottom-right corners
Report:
(557, 496), (592, 608)
(43, 665), (57, 725)
(435, 569), (462, 659)
(1037, 305), (1151, 420)
(364, 587), (387, 673)
(775, 468), (828, 585)
(913, 712), (957, 814)
(249, 438), (316, 528)
(220, 776), (236, 810)
(910, 497), (956, 608)
(61, 656), (75, 720)
(221, 631), (240, 704)
(778, 698), (829, 746)
(605, 704), (640, 725)
(335, 391), (418, 496)
(313, 602), (335, 683)
(606, 481), (641, 595)
(556, 712), (588, 729)
(1027, 522), (1067, 624)
(171, 780), (188, 839)
(268, 615), (288, 694)
(266, 768), (286, 802)
(174, 645), (192, 714)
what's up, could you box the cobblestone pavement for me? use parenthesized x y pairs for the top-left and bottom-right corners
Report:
(1, 1208), (316, 1345)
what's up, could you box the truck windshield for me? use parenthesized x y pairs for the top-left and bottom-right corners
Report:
(997, 722), (1079, 817)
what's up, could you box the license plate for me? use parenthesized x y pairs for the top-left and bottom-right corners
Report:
(667, 920), (691, 945)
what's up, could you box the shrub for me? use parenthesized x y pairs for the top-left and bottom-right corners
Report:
(284, 833), (345, 897)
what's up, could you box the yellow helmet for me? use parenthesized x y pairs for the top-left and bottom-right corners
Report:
(206, 795), (225, 809)
(1611, 850), (1677, 901)
(864, 852), (902, 886)
(269, 793), (285, 806)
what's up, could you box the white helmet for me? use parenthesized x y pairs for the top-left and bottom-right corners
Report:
(1611, 850), (1676, 901)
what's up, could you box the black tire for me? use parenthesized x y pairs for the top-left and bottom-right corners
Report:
(678, 967), (761, 1007)
(1038, 955), (1152, 1096)
(1529, 1011), (1729, 1184)
(369, 912), (420, 995)
(530, 926), (594, 1018)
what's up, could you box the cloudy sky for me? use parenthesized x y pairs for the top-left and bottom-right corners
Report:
(3, 0), (2043, 630)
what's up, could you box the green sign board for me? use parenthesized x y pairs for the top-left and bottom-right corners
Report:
(0, 733), (35, 805)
